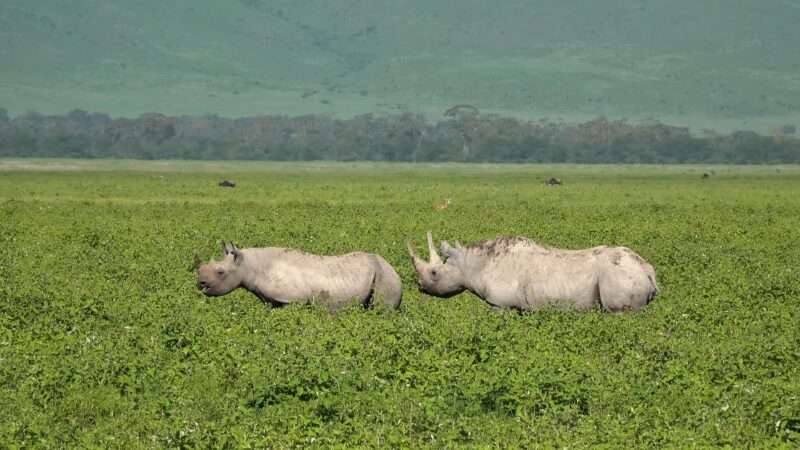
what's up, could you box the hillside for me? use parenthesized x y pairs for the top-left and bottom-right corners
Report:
(2, 0), (799, 132)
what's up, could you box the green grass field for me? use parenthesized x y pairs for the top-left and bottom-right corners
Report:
(1, 160), (799, 448)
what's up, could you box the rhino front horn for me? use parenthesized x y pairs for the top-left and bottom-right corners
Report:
(406, 240), (422, 263)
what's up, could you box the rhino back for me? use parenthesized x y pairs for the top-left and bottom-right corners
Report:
(243, 248), (376, 304)
(471, 247), (602, 308)
(472, 244), (655, 309)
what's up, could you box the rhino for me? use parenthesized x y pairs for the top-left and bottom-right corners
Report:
(195, 242), (402, 310)
(407, 232), (658, 312)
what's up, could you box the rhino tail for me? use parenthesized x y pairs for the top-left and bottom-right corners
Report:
(646, 274), (659, 304)
(362, 271), (378, 309)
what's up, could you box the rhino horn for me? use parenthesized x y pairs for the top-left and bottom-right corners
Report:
(426, 231), (442, 264)
(406, 240), (425, 269)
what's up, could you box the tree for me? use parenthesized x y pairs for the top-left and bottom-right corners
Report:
(444, 105), (480, 161)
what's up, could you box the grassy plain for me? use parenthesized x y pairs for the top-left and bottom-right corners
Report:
(4, 2), (800, 133)
(0, 160), (798, 448)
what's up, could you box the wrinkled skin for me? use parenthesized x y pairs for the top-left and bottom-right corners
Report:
(407, 232), (658, 312)
(196, 242), (402, 310)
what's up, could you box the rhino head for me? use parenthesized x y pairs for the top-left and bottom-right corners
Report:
(407, 231), (466, 298)
(196, 241), (246, 296)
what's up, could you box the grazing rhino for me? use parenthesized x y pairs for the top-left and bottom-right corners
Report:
(218, 180), (236, 187)
(196, 242), (402, 310)
(407, 232), (658, 312)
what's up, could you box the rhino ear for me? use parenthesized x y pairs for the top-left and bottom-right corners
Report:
(193, 252), (203, 270)
(224, 241), (241, 255)
(440, 240), (461, 260)
(440, 240), (452, 255)
(223, 241), (232, 255)
(231, 243), (243, 264)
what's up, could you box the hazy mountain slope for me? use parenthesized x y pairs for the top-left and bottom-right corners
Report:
(1, 0), (799, 132)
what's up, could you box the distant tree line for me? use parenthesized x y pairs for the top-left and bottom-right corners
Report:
(0, 107), (798, 163)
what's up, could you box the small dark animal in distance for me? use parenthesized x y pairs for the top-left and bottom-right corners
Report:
(702, 173), (711, 179)
(218, 180), (236, 188)
(545, 177), (562, 186)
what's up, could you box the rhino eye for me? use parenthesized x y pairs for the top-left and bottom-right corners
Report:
(430, 269), (438, 277)
(216, 269), (225, 276)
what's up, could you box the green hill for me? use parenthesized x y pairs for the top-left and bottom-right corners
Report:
(2, 1), (799, 132)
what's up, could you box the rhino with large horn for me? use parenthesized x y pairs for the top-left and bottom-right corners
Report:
(407, 232), (658, 312)
(196, 241), (402, 310)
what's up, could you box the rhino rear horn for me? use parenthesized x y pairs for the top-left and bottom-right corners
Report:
(426, 231), (442, 264)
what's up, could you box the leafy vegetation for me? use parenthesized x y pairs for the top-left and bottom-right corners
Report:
(1, 161), (798, 447)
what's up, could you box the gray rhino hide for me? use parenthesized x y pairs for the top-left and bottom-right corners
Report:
(408, 233), (658, 312)
(197, 242), (402, 310)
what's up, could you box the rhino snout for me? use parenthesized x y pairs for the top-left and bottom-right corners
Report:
(197, 279), (211, 294)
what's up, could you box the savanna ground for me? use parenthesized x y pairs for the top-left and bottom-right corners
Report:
(0, 159), (798, 448)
